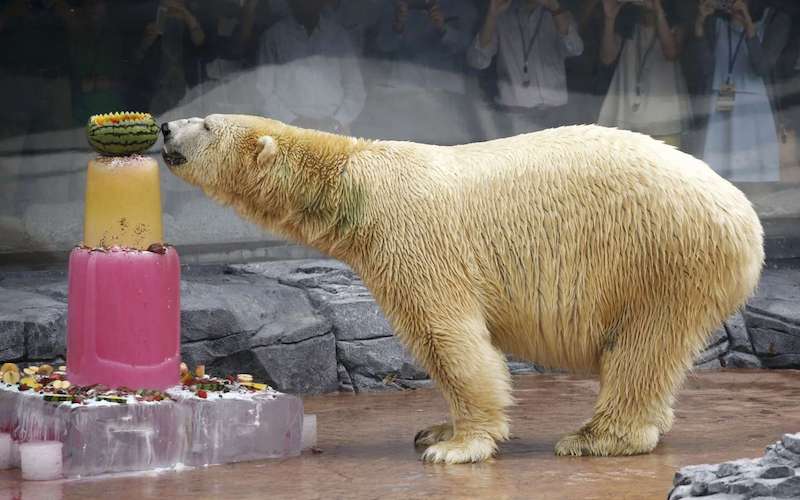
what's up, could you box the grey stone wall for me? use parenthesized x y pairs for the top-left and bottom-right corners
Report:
(0, 260), (798, 394)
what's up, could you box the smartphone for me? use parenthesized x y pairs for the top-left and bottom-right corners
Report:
(406, 0), (431, 10)
(156, 5), (168, 34)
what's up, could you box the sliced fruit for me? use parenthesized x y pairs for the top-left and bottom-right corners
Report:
(240, 382), (269, 391)
(20, 376), (36, 387)
(23, 366), (38, 376)
(237, 374), (253, 383)
(38, 364), (54, 376)
(86, 112), (159, 156)
(195, 365), (206, 378)
(98, 395), (128, 404)
(2, 370), (20, 385)
(1, 362), (19, 373)
(44, 394), (74, 403)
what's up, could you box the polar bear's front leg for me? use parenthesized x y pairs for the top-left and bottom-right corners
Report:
(400, 313), (513, 464)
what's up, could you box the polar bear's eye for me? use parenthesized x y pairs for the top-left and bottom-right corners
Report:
(203, 122), (211, 132)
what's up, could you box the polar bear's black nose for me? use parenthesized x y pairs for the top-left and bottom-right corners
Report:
(161, 123), (171, 140)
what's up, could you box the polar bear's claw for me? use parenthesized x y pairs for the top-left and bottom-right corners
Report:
(421, 434), (496, 464)
(414, 422), (454, 449)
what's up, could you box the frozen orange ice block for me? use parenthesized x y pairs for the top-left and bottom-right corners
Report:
(84, 155), (163, 249)
(67, 247), (180, 390)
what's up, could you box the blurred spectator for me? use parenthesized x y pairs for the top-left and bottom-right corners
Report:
(353, 0), (477, 144)
(256, 0), (366, 133)
(467, 0), (583, 136)
(0, 0), (72, 213)
(596, 0), (690, 148)
(135, 0), (206, 116)
(55, 0), (129, 125)
(693, 0), (791, 181)
(323, 0), (382, 52)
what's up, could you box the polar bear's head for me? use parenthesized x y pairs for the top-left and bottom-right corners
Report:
(161, 114), (282, 193)
(161, 114), (368, 244)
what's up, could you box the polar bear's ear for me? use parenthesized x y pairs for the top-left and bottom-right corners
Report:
(255, 136), (278, 167)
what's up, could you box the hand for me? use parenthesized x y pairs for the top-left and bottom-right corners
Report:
(393, 1), (408, 33)
(488, 0), (512, 18)
(731, 0), (755, 37)
(428, 2), (445, 32)
(695, 0), (714, 36)
(602, 0), (621, 20)
(697, 0), (715, 22)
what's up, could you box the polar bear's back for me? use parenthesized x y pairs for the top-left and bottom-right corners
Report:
(374, 125), (763, 369)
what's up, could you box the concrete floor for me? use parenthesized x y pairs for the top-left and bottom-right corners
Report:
(1, 370), (799, 500)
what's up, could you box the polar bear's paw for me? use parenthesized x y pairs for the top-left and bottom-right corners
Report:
(414, 422), (454, 449)
(421, 433), (497, 464)
(554, 424), (659, 457)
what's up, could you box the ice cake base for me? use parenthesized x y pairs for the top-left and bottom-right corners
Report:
(0, 385), (304, 479)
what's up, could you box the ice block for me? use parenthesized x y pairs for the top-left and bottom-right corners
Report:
(0, 433), (10, 469)
(301, 415), (317, 451)
(20, 442), (62, 481)
(0, 389), (187, 478)
(67, 247), (181, 390)
(167, 389), (304, 467)
(83, 155), (163, 249)
(0, 384), (303, 478)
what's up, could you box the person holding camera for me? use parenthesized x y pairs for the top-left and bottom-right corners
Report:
(256, 0), (366, 134)
(352, 0), (478, 144)
(691, 0), (791, 181)
(596, 0), (690, 148)
(467, 0), (583, 137)
(135, 0), (206, 116)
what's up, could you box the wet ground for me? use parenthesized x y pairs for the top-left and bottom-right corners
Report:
(1, 370), (799, 500)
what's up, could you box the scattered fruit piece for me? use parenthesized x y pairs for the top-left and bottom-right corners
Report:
(58, 365), (67, 371)
(44, 394), (73, 403)
(38, 364), (54, 375)
(180, 362), (189, 375)
(195, 365), (205, 378)
(1, 363), (18, 373)
(23, 367), (38, 376)
(61, 381), (71, 389)
(20, 376), (36, 388)
(240, 381), (269, 391)
(2, 370), (20, 384)
(197, 389), (208, 399)
(237, 374), (253, 383)
(52, 380), (63, 390)
(98, 395), (128, 404)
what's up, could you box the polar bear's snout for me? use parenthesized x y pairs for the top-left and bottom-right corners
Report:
(161, 117), (206, 168)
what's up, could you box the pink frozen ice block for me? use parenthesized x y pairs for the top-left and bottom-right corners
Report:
(67, 247), (180, 390)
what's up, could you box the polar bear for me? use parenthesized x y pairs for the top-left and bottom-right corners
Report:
(161, 114), (764, 464)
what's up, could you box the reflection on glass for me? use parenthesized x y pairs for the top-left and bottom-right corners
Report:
(0, 0), (799, 260)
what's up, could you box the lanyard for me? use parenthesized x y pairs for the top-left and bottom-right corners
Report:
(635, 27), (657, 97)
(726, 20), (746, 84)
(516, 6), (545, 76)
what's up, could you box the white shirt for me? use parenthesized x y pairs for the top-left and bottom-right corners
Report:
(467, 2), (583, 109)
(598, 25), (691, 136)
(256, 15), (366, 126)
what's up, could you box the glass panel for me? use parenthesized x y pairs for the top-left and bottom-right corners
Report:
(1, 0), (798, 265)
